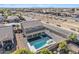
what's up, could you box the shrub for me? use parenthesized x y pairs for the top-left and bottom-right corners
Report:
(69, 33), (77, 41)
(58, 41), (69, 54)
(39, 48), (52, 54)
(58, 41), (67, 49)
(14, 48), (34, 54)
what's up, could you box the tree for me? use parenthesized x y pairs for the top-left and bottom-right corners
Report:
(58, 41), (69, 54)
(39, 48), (52, 54)
(14, 48), (34, 54)
(58, 41), (67, 49)
(69, 33), (77, 41)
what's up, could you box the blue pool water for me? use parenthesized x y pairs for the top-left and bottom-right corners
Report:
(28, 34), (52, 49)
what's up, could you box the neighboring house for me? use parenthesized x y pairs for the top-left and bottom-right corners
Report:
(6, 16), (20, 23)
(0, 15), (4, 23)
(10, 10), (17, 14)
(0, 26), (15, 53)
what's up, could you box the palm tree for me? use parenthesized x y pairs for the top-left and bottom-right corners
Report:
(39, 48), (52, 54)
(14, 48), (34, 54)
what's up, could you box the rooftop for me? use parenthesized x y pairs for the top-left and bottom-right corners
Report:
(21, 20), (43, 29)
(0, 26), (14, 41)
(0, 15), (4, 21)
(7, 16), (20, 21)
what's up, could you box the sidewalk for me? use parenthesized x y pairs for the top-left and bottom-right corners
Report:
(15, 33), (26, 50)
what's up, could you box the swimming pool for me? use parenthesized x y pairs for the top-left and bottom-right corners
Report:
(27, 33), (53, 49)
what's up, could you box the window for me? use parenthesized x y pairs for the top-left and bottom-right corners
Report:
(38, 33), (41, 36)
(33, 34), (38, 37)
(27, 35), (32, 39)
(0, 42), (2, 48)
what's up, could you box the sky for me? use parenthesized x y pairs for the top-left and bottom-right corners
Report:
(0, 4), (79, 8)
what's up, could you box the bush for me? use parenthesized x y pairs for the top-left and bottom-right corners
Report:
(58, 41), (69, 54)
(69, 33), (77, 41)
(39, 48), (52, 54)
(58, 41), (67, 49)
(14, 48), (34, 54)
